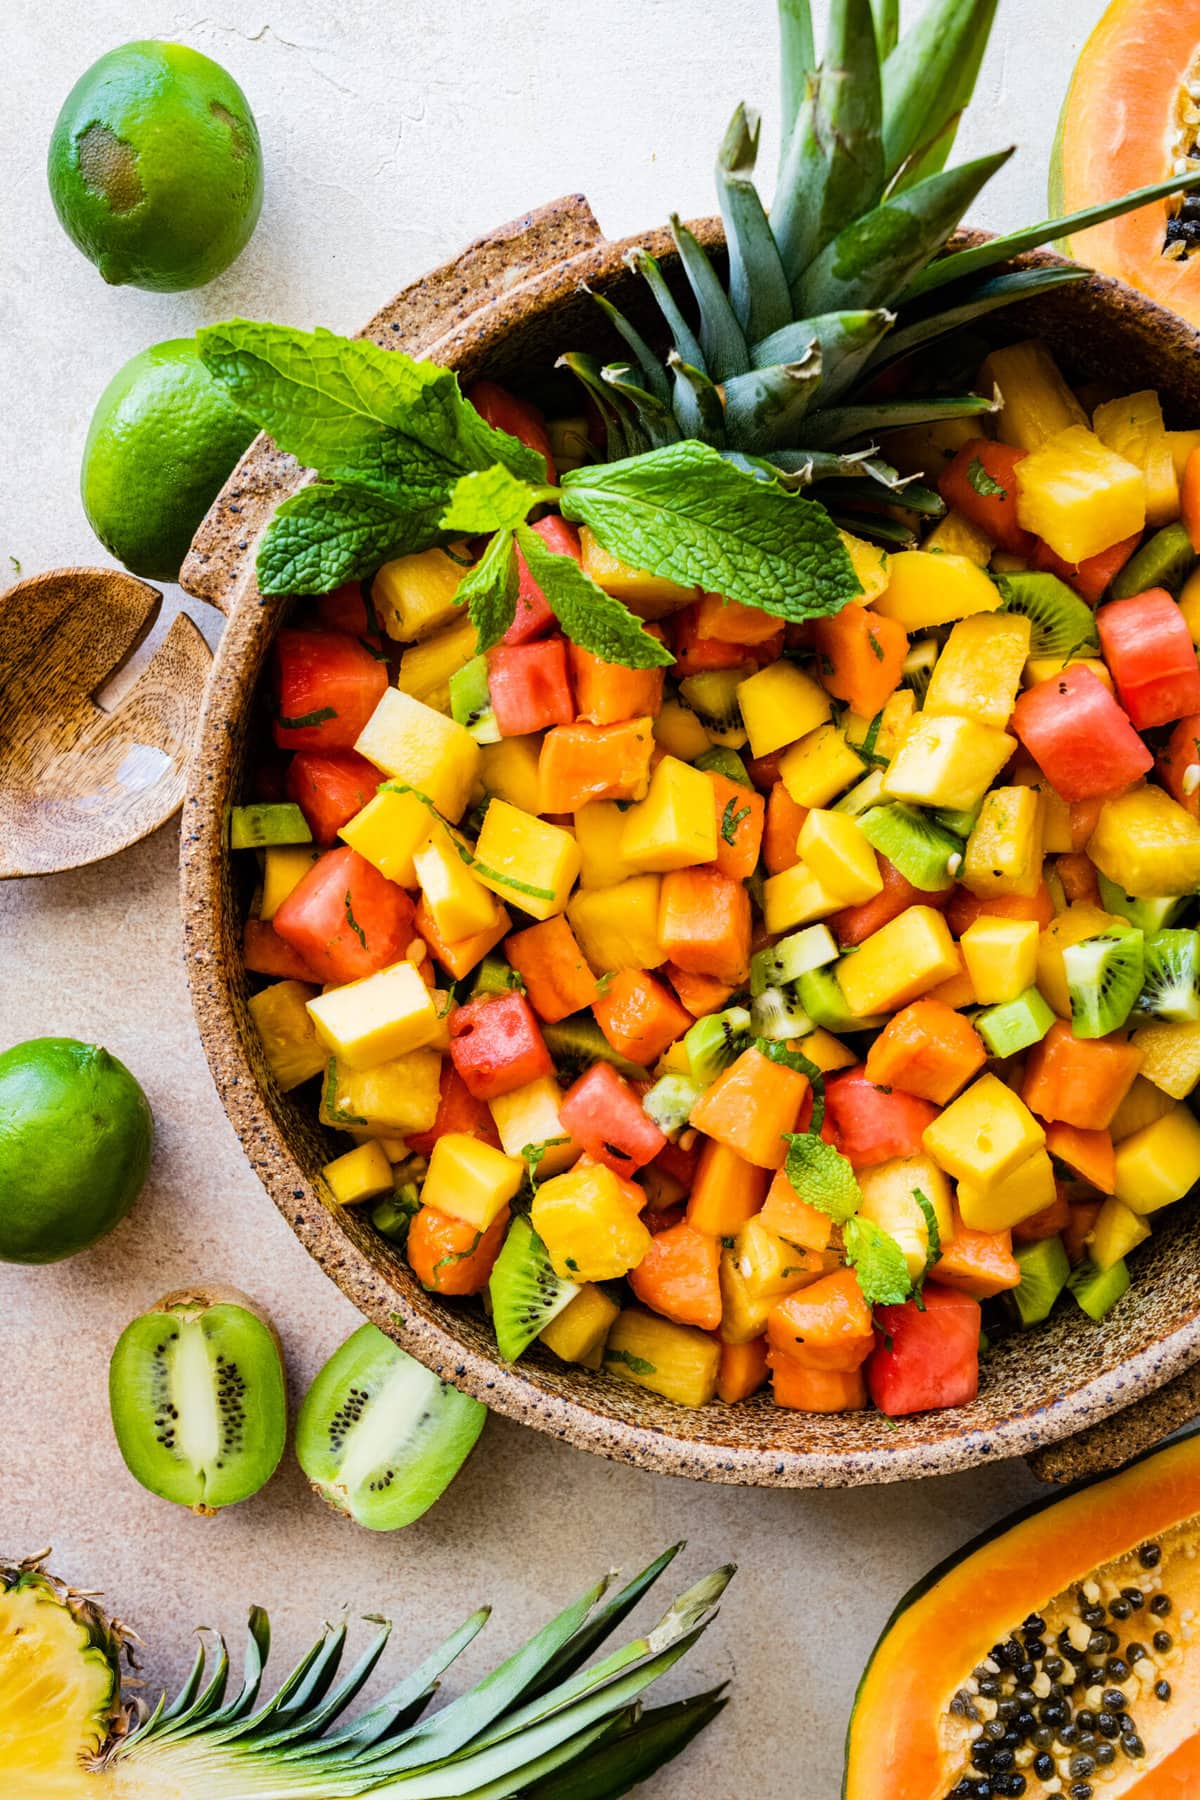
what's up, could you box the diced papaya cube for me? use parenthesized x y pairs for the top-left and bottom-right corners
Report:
(689, 1048), (808, 1170)
(810, 603), (907, 719)
(1044, 1122), (1116, 1194)
(764, 781), (807, 874)
(592, 969), (692, 1065)
(666, 964), (736, 1018)
(766, 1268), (874, 1370)
(768, 1350), (868, 1412)
(864, 997), (987, 1107)
(687, 1140), (769, 1237)
(569, 637), (666, 725)
(628, 1220), (722, 1330)
(708, 770), (765, 881)
(760, 1167), (835, 1252)
(505, 915), (597, 1023)
(717, 1336), (770, 1403)
(931, 1212), (1021, 1299)
(536, 717), (654, 812)
(415, 894), (509, 981)
(1021, 1021), (1143, 1131)
(658, 867), (751, 986)
(407, 1203), (510, 1295)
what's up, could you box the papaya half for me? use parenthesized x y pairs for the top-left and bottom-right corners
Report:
(1051, 0), (1200, 328)
(844, 1429), (1200, 1798)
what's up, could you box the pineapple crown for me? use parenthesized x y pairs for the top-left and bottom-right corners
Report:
(568, 0), (1199, 538)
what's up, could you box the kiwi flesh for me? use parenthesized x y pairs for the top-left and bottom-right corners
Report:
(1095, 873), (1187, 935)
(859, 802), (961, 892)
(488, 1215), (578, 1361)
(642, 1072), (705, 1135)
(993, 572), (1099, 657)
(1010, 1236), (1070, 1327)
(448, 656), (501, 744)
(1110, 522), (1197, 600)
(108, 1284), (287, 1516)
(683, 1006), (751, 1081)
(543, 1015), (649, 1084)
(695, 745), (752, 785)
(795, 966), (888, 1034)
(750, 923), (838, 994)
(901, 637), (940, 703)
(677, 668), (750, 745)
(974, 987), (1056, 1057)
(1063, 927), (1144, 1038)
(1068, 1256), (1130, 1321)
(750, 986), (815, 1042)
(296, 1323), (484, 1530)
(1136, 928), (1200, 1022)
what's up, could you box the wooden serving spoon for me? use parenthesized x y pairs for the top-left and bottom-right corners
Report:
(0, 567), (212, 878)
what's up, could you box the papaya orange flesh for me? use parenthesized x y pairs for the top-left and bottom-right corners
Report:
(844, 1430), (1200, 1798)
(1055, 0), (1200, 328)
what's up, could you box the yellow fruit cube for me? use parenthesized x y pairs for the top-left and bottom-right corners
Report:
(539, 1283), (620, 1367)
(347, 1131), (409, 1160)
(883, 712), (1014, 813)
(374, 545), (470, 640)
(961, 787), (1044, 900)
(339, 787), (430, 888)
(579, 526), (695, 617)
(603, 1308), (720, 1408)
(653, 698), (713, 763)
(763, 863), (843, 934)
(1093, 391), (1179, 529)
(321, 1139), (394, 1206)
(412, 827), (497, 942)
(307, 961), (440, 1070)
(1089, 785), (1200, 897)
(1110, 1075), (1177, 1142)
(718, 1249), (773, 1343)
(1089, 1195), (1151, 1272)
(1180, 565), (1200, 648)
(956, 1146), (1056, 1233)
(620, 756), (717, 871)
(977, 340), (1088, 451)
(1037, 903), (1120, 1018)
(395, 614), (479, 712)
(1012, 762), (1072, 854)
(1114, 1104), (1200, 1214)
(474, 800), (580, 921)
(260, 846), (321, 920)
(840, 529), (890, 602)
(574, 802), (637, 889)
(320, 1049), (442, 1136)
(837, 905), (959, 1016)
(1023, 655), (1113, 692)
(878, 690), (917, 759)
(798, 811), (882, 904)
(568, 876), (665, 972)
(734, 1217), (823, 1303)
(355, 689), (481, 822)
(959, 916), (1040, 1004)
(924, 613), (1032, 730)
(922, 1073), (1045, 1188)
(1169, 428), (1200, 482)
(479, 733), (542, 813)
(488, 1076), (580, 1175)
(421, 1132), (525, 1230)
(1129, 1019), (1200, 1100)
(778, 724), (866, 807)
(857, 1156), (955, 1281)
(922, 509), (993, 565)
(532, 1161), (652, 1280)
(248, 980), (326, 1091)
(802, 1028), (858, 1073)
(873, 551), (1003, 630)
(1015, 427), (1146, 565)
(737, 661), (831, 758)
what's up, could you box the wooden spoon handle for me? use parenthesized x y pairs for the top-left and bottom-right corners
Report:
(1027, 1363), (1200, 1485)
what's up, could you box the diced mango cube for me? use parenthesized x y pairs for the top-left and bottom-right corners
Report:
(1015, 426), (1146, 564)
(322, 1139), (394, 1206)
(320, 1049), (442, 1136)
(856, 1155), (955, 1281)
(574, 801), (637, 889)
(873, 551), (1003, 630)
(532, 1160), (652, 1280)
(395, 614), (479, 712)
(307, 961), (440, 1070)
(620, 756), (717, 871)
(779, 724), (865, 807)
(960, 916), (1040, 1004)
(412, 826), (498, 942)
(248, 979), (325, 1091)
(737, 662), (831, 759)
(924, 613), (1032, 730)
(840, 529), (890, 602)
(1114, 1104), (1200, 1214)
(421, 1132), (525, 1230)
(836, 905), (959, 1016)
(798, 811), (882, 905)
(579, 527), (696, 617)
(340, 786), (432, 888)
(1037, 902), (1121, 1018)
(479, 733), (542, 813)
(977, 340), (1088, 451)
(488, 1075), (580, 1175)
(260, 846), (321, 920)
(923, 1073), (1045, 1188)
(355, 689), (481, 822)
(473, 800), (580, 920)
(1089, 785), (1200, 897)
(883, 712), (1014, 813)
(1089, 1195), (1152, 1271)
(956, 1146), (1056, 1233)
(539, 1283), (620, 1366)
(802, 1028), (858, 1073)
(568, 876), (664, 972)
(762, 863), (843, 934)
(653, 699), (712, 763)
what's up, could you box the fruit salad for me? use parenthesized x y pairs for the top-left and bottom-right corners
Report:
(236, 336), (1200, 1420)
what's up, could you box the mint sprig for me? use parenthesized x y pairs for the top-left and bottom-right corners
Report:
(782, 1131), (861, 1224)
(455, 528), (519, 652)
(256, 483), (438, 596)
(515, 525), (674, 669)
(442, 465), (543, 534)
(842, 1215), (912, 1307)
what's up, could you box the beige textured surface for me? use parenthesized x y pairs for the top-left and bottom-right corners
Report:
(0, 0), (1124, 1789)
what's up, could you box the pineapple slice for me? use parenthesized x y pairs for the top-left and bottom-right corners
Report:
(603, 1307), (721, 1407)
(839, 529), (890, 602)
(923, 509), (993, 565)
(1089, 1195), (1151, 1271)
(1014, 426), (1146, 565)
(480, 733), (542, 813)
(374, 545), (470, 641)
(539, 1283), (620, 1366)
(1093, 391), (1180, 528)
(961, 787), (1044, 899)
(923, 613), (1032, 731)
(320, 1050), (442, 1136)
(395, 614), (479, 712)
(976, 340), (1088, 451)
(1089, 786), (1200, 897)
(531, 1161), (652, 1281)
(248, 980), (325, 1092)
(883, 713), (1014, 814)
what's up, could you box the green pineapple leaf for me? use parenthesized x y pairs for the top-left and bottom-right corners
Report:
(723, 351), (824, 451)
(867, 264), (1089, 373)
(668, 352), (727, 445)
(777, 0), (816, 163)
(751, 307), (893, 381)
(772, 71), (831, 286)
(586, 287), (670, 401)
(716, 103), (793, 343)
(803, 390), (997, 448)
(669, 214), (751, 380)
(870, 0), (899, 59)
(811, 0), (885, 252)
(881, 0), (999, 186)
(558, 352), (650, 461)
(625, 246), (705, 372)
(599, 365), (682, 451)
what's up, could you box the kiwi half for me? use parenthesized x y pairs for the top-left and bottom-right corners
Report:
(993, 572), (1099, 658)
(1063, 928), (1144, 1038)
(488, 1215), (578, 1361)
(108, 1284), (287, 1516)
(296, 1323), (484, 1530)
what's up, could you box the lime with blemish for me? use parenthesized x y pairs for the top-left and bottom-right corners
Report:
(47, 41), (263, 291)
(0, 1038), (153, 1264)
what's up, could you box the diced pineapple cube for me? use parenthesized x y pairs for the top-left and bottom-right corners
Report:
(340, 786), (432, 887)
(603, 1307), (721, 1407)
(620, 756), (717, 871)
(532, 1161), (652, 1280)
(653, 699), (713, 763)
(961, 786), (1044, 899)
(539, 1283), (620, 1366)
(840, 529), (890, 602)
(960, 916), (1040, 1004)
(857, 1156), (955, 1280)
(1169, 428), (1200, 482)
(322, 1139), (394, 1206)
(489, 1075), (580, 1175)
(568, 876), (665, 972)
(1109, 1074), (1178, 1142)
(878, 690), (917, 758)
(1089, 1195), (1151, 1271)
(1114, 1104), (1200, 1214)
(479, 733), (542, 813)
(737, 662), (831, 758)
(734, 1217), (823, 1302)
(924, 613), (1032, 731)
(355, 689), (481, 822)
(718, 1248), (773, 1343)
(248, 979), (325, 1091)
(1015, 426), (1147, 564)
(1093, 391), (1179, 528)
(778, 724), (865, 807)
(412, 826), (498, 942)
(579, 527), (696, 617)
(320, 1049), (442, 1136)
(923, 1073), (1045, 1188)
(260, 846), (321, 920)
(1022, 655), (1113, 692)
(474, 800), (580, 920)
(762, 863), (843, 934)
(307, 961), (440, 1070)
(1012, 763), (1072, 854)
(574, 801), (637, 889)
(977, 340), (1088, 451)
(956, 1146), (1056, 1233)
(883, 712), (1014, 813)
(420, 1132), (525, 1230)
(923, 510), (993, 565)
(837, 905), (959, 1016)
(395, 614), (479, 712)
(1129, 1019), (1200, 1100)
(873, 551), (1003, 630)
(374, 545), (470, 641)
(1089, 786), (1200, 897)
(798, 811), (882, 905)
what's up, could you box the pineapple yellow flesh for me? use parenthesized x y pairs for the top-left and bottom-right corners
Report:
(0, 1576), (116, 1778)
(1093, 391), (1180, 528)
(976, 340), (1088, 451)
(1014, 427), (1147, 565)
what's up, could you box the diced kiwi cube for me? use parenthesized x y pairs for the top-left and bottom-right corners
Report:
(695, 745), (752, 786)
(1067, 1255), (1131, 1321)
(683, 1007), (752, 1082)
(974, 987), (1056, 1057)
(1110, 522), (1197, 600)
(796, 965), (887, 1034)
(229, 801), (312, 849)
(449, 656), (501, 744)
(750, 923), (838, 995)
(750, 986), (815, 1042)
(1096, 874), (1187, 936)
(858, 802), (961, 892)
(642, 1073), (705, 1136)
(1012, 1235), (1070, 1326)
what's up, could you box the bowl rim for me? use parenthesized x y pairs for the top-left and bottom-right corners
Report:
(180, 196), (1200, 1487)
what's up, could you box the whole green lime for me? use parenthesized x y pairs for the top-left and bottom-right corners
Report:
(0, 1038), (153, 1264)
(82, 338), (255, 579)
(47, 40), (263, 291)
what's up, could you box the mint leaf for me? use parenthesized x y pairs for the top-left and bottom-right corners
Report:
(967, 456), (1006, 498)
(843, 1215), (912, 1307)
(257, 482), (439, 595)
(560, 440), (859, 619)
(457, 528), (519, 652)
(721, 798), (751, 845)
(515, 524), (674, 669)
(443, 466), (539, 534)
(198, 321), (546, 509)
(782, 1132), (861, 1224)
(913, 1186), (942, 1281)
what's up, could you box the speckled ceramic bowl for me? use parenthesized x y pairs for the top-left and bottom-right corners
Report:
(181, 195), (1200, 1487)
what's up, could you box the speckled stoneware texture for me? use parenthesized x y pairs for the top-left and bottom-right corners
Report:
(181, 195), (1200, 1487)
